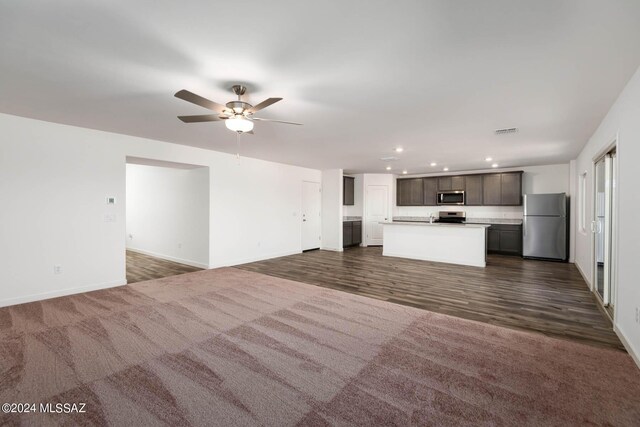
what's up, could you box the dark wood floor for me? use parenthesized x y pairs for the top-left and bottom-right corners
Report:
(126, 250), (202, 284)
(239, 247), (623, 350)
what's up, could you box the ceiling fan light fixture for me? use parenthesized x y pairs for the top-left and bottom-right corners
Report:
(225, 116), (254, 133)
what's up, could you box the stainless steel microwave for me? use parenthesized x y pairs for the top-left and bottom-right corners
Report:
(437, 191), (465, 205)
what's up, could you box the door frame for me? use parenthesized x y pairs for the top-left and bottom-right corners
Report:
(590, 138), (618, 321)
(301, 180), (322, 252)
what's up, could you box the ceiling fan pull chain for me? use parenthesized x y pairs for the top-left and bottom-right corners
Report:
(236, 131), (241, 163)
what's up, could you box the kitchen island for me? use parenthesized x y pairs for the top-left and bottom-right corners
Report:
(381, 221), (491, 267)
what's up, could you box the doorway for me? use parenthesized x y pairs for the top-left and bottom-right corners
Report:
(125, 157), (210, 283)
(365, 185), (389, 246)
(302, 181), (321, 251)
(593, 146), (617, 317)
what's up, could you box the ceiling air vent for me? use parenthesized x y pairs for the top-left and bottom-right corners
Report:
(379, 156), (399, 161)
(495, 127), (519, 135)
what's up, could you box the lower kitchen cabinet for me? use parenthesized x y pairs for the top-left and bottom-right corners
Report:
(487, 224), (522, 256)
(343, 221), (362, 248)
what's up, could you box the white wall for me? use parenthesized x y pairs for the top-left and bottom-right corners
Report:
(126, 163), (209, 268)
(0, 113), (321, 307)
(394, 164), (570, 219)
(321, 169), (343, 251)
(572, 65), (640, 365)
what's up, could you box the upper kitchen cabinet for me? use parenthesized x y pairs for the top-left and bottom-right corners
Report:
(437, 176), (465, 191)
(483, 174), (502, 205)
(437, 176), (452, 191)
(395, 171), (522, 207)
(451, 176), (465, 190)
(397, 178), (424, 206)
(423, 177), (438, 206)
(500, 172), (522, 205)
(482, 172), (523, 206)
(465, 175), (483, 205)
(343, 176), (355, 206)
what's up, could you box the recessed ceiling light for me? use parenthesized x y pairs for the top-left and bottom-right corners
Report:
(492, 163), (499, 168)
(402, 170), (408, 175)
(430, 162), (437, 167)
(443, 167), (449, 172)
(386, 166), (392, 171)
(485, 157), (493, 162)
(395, 147), (404, 153)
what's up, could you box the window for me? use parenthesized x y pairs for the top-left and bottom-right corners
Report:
(579, 171), (587, 233)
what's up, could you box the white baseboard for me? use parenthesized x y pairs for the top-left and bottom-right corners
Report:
(127, 247), (209, 269)
(574, 261), (592, 290)
(0, 279), (126, 308)
(209, 249), (302, 269)
(320, 246), (344, 252)
(614, 325), (640, 371)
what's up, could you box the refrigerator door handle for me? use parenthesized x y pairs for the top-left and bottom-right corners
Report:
(523, 217), (527, 236)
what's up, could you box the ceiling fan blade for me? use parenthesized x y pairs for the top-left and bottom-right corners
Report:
(249, 97), (282, 113)
(175, 89), (226, 113)
(251, 117), (302, 126)
(178, 114), (224, 123)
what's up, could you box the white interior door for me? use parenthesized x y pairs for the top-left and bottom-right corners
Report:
(302, 181), (321, 251)
(365, 185), (389, 246)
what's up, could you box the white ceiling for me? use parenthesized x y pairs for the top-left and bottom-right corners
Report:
(2, 1), (639, 174)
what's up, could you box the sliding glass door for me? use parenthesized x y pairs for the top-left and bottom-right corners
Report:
(593, 148), (616, 313)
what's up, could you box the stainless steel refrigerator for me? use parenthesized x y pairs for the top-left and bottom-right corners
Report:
(523, 193), (568, 261)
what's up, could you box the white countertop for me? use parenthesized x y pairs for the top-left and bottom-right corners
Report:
(383, 221), (490, 229)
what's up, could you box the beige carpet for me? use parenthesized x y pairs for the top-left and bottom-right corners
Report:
(1, 267), (639, 426)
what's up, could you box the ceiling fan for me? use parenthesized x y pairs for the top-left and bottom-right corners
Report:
(174, 85), (302, 133)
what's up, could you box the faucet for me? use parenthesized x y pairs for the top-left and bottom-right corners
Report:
(429, 213), (435, 224)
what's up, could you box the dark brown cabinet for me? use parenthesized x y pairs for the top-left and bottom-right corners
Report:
(437, 176), (464, 191)
(451, 176), (465, 190)
(487, 224), (522, 255)
(343, 221), (362, 248)
(396, 171), (522, 207)
(423, 178), (438, 206)
(438, 176), (452, 191)
(343, 176), (355, 206)
(482, 174), (502, 205)
(352, 221), (362, 246)
(487, 228), (501, 252)
(501, 173), (522, 205)
(396, 178), (424, 206)
(465, 175), (483, 205)
(482, 172), (522, 206)
(343, 222), (352, 246)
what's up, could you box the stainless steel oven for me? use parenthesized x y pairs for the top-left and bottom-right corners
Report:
(437, 191), (465, 205)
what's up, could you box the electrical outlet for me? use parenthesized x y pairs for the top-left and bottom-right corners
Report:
(177, 243), (182, 249)
(53, 265), (62, 275)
